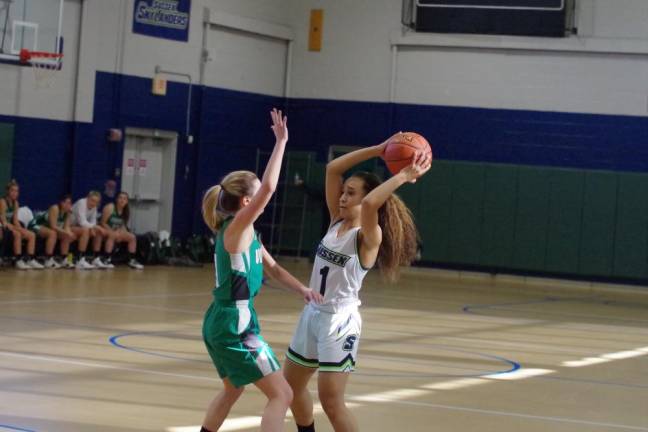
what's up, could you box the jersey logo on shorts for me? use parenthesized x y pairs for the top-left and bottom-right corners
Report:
(343, 335), (358, 351)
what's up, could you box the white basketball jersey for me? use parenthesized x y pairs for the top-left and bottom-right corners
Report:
(309, 221), (369, 312)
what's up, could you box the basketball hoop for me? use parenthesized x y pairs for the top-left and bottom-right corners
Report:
(19, 48), (63, 89)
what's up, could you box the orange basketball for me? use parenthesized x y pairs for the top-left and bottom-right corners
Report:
(382, 132), (432, 175)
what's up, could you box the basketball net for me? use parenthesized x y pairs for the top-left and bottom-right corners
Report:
(20, 49), (63, 89)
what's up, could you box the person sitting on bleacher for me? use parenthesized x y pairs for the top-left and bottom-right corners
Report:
(100, 191), (144, 269)
(28, 194), (77, 269)
(0, 179), (43, 270)
(71, 191), (108, 270)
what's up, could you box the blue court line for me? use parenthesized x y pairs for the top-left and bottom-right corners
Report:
(109, 330), (520, 378)
(109, 331), (209, 364)
(463, 295), (648, 324)
(0, 425), (37, 432)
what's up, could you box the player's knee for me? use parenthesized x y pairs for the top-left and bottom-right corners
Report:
(319, 391), (345, 418)
(223, 386), (244, 404)
(272, 381), (293, 407)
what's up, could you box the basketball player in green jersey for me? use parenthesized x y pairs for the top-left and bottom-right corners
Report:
(100, 191), (143, 269)
(28, 194), (76, 268)
(200, 109), (323, 432)
(0, 179), (42, 269)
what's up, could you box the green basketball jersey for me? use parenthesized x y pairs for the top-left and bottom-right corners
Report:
(204, 218), (280, 387)
(108, 207), (125, 230)
(28, 207), (67, 231)
(2, 198), (16, 223)
(213, 218), (264, 302)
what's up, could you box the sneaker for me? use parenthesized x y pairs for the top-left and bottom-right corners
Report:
(15, 259), (30, 270)
(128, 259), (144, 270)
(44, 257), (62, 269)
(76, 257), (95, 270)
(92, 257), (108, 269)
(28, 259), (45, 270)
(102, 258), (115, 269)
(60, 258), (74, 269)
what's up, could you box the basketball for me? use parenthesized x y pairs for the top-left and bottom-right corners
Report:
(382, 132), (433, 175)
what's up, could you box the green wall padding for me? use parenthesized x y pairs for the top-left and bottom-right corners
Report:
(480, 164), (517, 268)
(419, 161), (453, 262)
(512, 167), (551, 271)
(579, 172), (617, 276)
(0, 122), (15, 186)
(449, 163), (485, 265)
(545, 170), (585, 274)
(613, 173), (648, 279)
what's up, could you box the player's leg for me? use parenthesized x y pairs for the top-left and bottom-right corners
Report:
(122, 231), (143, 269)
(254, 371), (294, 432)
(38, 226), (60, 268)
(284, 360), (317, 431)
(318, 372), (357, 432)
(201, 378), (245, 432)
(285, 305), (320, 431)
(90, 226), (108, 268)
(317, 308), (361, 432)
(18, 226), (42, 269)
(59, 230), (76, 268)
(71, 226), (93, 269)
(8, 227), (28, 269)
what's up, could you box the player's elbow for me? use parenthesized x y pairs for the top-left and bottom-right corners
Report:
(265, 263), (280, 280)
(361, 196), (379, 212)
(259, 182), (276, 196)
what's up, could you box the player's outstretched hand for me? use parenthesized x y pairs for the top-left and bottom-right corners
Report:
(270, 108), (288, 144)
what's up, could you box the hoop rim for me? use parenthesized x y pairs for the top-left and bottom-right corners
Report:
(19, 48), (64, 63)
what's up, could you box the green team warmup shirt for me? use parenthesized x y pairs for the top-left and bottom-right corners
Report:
(28, 207), (67, 233)
(107, 207), (125, 230)
(202, 218), (280, 387)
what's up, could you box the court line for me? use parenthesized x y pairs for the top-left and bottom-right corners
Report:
(562, 347), (648, 367)
(0, 291), (210, 305)
(3, 350), (646, 431)
(108, 330), (521, 377)
(0, 351), (220, 383)
(344, 396), (648, 431)
(464, 297), (648, 324)
(0, 426), (37, 432)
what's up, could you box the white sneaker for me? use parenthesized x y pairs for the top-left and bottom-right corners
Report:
(15, 259), (30, 270)
(102, 258), (115, 269)
(76, 257), (95, 270)
(44, 257), (62, 269)
(92, 257), (108, 269)
(28, 259), (45, 270)
(128, 259), (144, 270)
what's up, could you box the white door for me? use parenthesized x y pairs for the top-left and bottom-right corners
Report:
(121, 129), (177, 234)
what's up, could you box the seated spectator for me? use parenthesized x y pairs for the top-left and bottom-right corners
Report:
(71, 191), (108, 270)
(100, 192), (143, 269)
(28, 194), (76, 269)
(0, 180), (42, 269)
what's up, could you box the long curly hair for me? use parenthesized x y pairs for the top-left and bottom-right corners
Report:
(352, 171), (419, 282)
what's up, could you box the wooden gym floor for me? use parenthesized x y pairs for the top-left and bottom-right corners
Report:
(0, 262), (647, 432)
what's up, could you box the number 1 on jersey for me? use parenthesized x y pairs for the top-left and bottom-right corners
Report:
(319, 266), (330, 295)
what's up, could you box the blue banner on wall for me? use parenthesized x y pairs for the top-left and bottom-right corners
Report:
(133, 0), (191, 42)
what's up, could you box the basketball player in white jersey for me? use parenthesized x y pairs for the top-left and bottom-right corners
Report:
(284, 141), (432, 432)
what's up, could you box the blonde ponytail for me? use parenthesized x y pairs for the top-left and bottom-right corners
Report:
(202, 170), (259, 233)
(202, 185), (223, 232)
